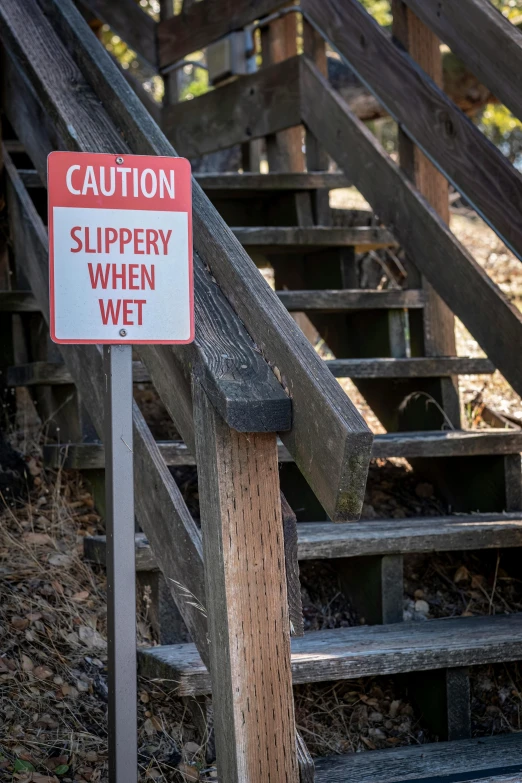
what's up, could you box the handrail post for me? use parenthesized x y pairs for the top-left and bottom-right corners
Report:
(193, 378), (299, 782)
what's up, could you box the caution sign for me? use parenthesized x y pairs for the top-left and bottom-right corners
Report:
(48, 151), (193, 344)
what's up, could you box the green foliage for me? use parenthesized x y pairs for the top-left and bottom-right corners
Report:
(480, 104), (522, 166)
(490, 0), (522, 20)
(14, 759), (35, 772)
(359, 0), (392, 26)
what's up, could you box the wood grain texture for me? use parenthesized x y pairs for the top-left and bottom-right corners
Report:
(45, 428), (522, 469)
(326, 356), (493, 378)
(300, 59), (522, 400)
(193, 380), (299, 783)
(163, 57), (301, 158)
(157, 0), (288, 68)
(195, 172), (351, 191)
(7, 360), (149, 386)
(233, 226), (396, 252)
(3, 3), (292, 434)
(139, 612), (522, 696)
(3, 146), (210, 665)
(76, 0), (158, 68)
(281, 493), (304, 637)
(313, 732), (522, 783)
(402, 0), (522, 126)
(39, 0), (373, 522)
(83, 513), (522, 572)
(301, 0), (522, 265)
(278, 289), (426, 311)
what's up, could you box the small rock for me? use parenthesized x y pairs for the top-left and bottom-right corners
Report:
(369, 711), (383, 723)
(413, 589), (424, 600)
(414, 599), (430, 615)
(33, 665), (53, 680)
(368, 727), (385, 739)
(183, 741), (201, 756)
(48, 553), (73, 567)
(389, 700), (401, 719)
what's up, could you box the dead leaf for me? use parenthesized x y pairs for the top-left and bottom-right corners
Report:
(52, 581), (64, 595)
(71, 591), (90, 602)
(48, 553), (72, 567)
(22, 532), (53, 546)
(454, 565), (470, 583)
(11, 617), (29, 631)
(78, 625), (107, 650)
(178, 764), (200, 781)
(143, 718), (155, 737)
(21, 655), (34, 672)
(33, 665), (53, 680)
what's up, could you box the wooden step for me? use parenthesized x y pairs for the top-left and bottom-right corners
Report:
(232, 226), (397, 252)
(195, 172), (352, 191)
(313, 733), (522, 783)
(7, 360), (150, 387)
(10, 356), (493, 389)
(44, 429), (522, 470)
(84, 514), (522, 571)
(138, 613), (522, 696)
(17, 169), (352, 193)
(0, 290), (39, 312)
(327, 356), (494, 378)
(278, 289), (426, 311)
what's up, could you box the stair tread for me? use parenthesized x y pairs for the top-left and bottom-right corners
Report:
(313, 733), (522, 783)
(138, 613), (522, 696)
(278, 289), (426, 310)
(327, 356), (494, 377)
(10, 356), (494, 388)
(232, 226), (397, 250)
(195, 172), (352, 190)
(84, 514), (522, 571)
(45, 428), (522, 471)
(0, 290), (39, 312)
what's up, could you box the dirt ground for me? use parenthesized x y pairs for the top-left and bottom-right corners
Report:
(2, 201), (522, 781)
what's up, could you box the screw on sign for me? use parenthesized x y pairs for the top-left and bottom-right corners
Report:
(48, 152), (194, 783)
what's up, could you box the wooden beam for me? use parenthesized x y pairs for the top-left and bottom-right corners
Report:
(195, 171), (351, 190)
(163, 57), (301, 158)
(157, 0), (288, 68)
(278, 288), (426, 311)
(300, 58), (522, 401)
(3, 149), (209, 660)
(0, 8), (292, 435)
(193, 379), (299, 782)
(40, 0), (373, 521)
(301, 0), (522, 265)
(326, 356), (493, 378)
(402, 0), (522, 125)
(233, 225), (396, 251)
(75, 0), (158, 68)
(139, 612), (522, 695)
(0, 290), (39, 312)
(313, 733), (522, 783)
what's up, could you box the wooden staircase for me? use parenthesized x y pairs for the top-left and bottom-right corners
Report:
(2, 0), (522, 781)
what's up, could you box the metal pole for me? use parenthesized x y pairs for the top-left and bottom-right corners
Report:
(104, 344), (137, 783)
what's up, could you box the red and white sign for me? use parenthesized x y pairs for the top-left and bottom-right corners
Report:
(48, 151), (193, 344)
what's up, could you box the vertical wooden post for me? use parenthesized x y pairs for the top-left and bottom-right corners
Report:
(193, 379), (299, 783)
(0, 133), (15, 421)
(261, 13), (304, 173)
(159, 0), (179, 107)
(392, 2), (460, 426)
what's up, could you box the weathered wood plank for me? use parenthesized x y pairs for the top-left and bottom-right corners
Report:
(76, 0), (158, 68)
(402, 0), (522, 127)
(157, 0), (287, 68)
(36, 0), (374, 522)
(0, 290), (39, 312)
(300, 59), (522, 400)
(326, 356), (494, 378)
(195, 172), (351, 191)
(1, 9), (292, 434)
(163, 57), (301, 158)
(83, 513), (522, 572)
(313, 733), (522, 783)
(139, 612), (522, 696)
(7, 360), (149, 386)
(234, 226), (396, 252)
(45, 428), (522, 470)
(281, 493), (304, 637)
(301, 0), (522, 265)
(192, 379), (299, 782)
(278, 289), (426, 311)
(3, 143), (210, 665)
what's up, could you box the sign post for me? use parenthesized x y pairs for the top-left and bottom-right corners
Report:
(48, 151), (193, 783)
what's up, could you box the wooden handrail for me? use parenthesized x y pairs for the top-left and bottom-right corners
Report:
(35, 0), (374, 522)
(300, 58), (522, 401)
(301, 0), (522, 266)
(401, 0), (522, 126)
(157, 0), (288, 69)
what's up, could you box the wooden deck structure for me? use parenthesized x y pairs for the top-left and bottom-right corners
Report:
(1, 0), (522, 780)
